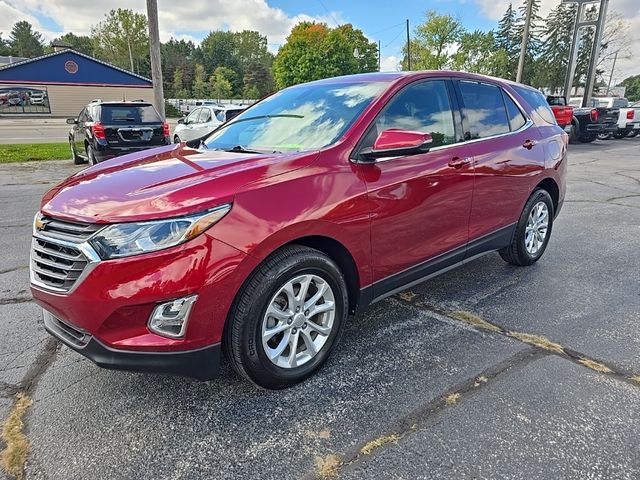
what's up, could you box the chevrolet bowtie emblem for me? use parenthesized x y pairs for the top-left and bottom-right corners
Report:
(34, 214), (45, 231)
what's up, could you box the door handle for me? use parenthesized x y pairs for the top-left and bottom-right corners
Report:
(448, 156), (472, 168)
(523, 139), (536, 150)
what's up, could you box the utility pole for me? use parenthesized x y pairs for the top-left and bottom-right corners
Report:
(516, 0), (534, 83)
(606, 50), (618, 95)
(378, 40), (381, 71)
(406, 19), (411, 71)
(146, 0), (165, 118)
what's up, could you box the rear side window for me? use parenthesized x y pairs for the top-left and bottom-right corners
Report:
(503, 92), (527, 131)
(100, 105), (161, 124)
(199, 109), (212, 123)
(372, 80), (457, 148)
(513, 86), (556, 125)
(458, 81), (510, 139)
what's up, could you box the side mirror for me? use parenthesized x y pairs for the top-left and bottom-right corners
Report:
(177, 118), (185, 124)
(66, 117), (78, 125)
(360, 129), (433, 161)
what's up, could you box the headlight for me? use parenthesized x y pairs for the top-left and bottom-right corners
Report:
(89, 204), (231, 259)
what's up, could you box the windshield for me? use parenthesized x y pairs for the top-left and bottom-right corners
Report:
(202, 81), (387, 153)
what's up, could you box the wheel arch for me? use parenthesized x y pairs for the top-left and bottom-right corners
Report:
(534, 177), (560, 213)
(285, 235), (360, 315)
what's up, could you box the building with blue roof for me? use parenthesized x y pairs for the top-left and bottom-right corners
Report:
(0, 46), (153, 117)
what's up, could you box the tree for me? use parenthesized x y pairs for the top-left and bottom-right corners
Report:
(171, 68), (190, 98)
(192, 63), (208, 98)
(243, 62), (273, 97)
(514, 0), (543, 86)
(452, 30), (508, 76)
(538, 3), (577, 93)
(273, 22), (377, 89)
(91, 9), (149, 75)
(8, 21), (44, 58)
(495, 3), (520, 79)
(0, 33), (10, 55)
(402, 10), (464, 70)
(161, 38), (197, 97)
(209, 67), (234, 101)
(54, 32), (94, 56)
(619, 75), (640, 102)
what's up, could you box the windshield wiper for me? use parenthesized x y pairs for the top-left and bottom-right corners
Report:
(220, 145), (268, 154)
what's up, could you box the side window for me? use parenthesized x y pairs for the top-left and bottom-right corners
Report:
(200, 108), (212, 123)
(186, 108), (201, 124)
(78, 108), (88, 123)
(458, 81), (510, 140)
(513, 86), (556, 125)
(371, 80), (456, 148)
(502, 92), (527, 131)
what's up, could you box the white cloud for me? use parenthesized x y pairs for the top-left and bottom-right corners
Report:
(6, 0), (345, 52)
(380, 55), (400, 72)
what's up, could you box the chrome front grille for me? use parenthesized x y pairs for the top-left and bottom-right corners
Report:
(30, 216), (102, 293)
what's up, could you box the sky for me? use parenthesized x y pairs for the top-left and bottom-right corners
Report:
(2, 0), (639, 83)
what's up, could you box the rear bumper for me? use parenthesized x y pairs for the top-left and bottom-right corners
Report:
(586, 123), (618, 133)
(93, 139), (171, 162)
(43, 309), (220, 380)
(625, 122), (640, 130)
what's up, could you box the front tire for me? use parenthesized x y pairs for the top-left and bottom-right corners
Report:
(627, 130), (639, 138)
(613, 130), (629, 139)
(500, 189), (554, 266)
(224, 245), (348, 389)
(597, 132), (612, 140)
(174, 135), (181, 144)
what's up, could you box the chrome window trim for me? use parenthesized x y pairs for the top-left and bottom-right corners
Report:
(352, 78), (535, 164)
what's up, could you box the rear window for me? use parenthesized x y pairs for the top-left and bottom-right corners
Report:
(458, 81), (511, 139)
(100, 104), (161, 124)
(546, 96), (567, 106)
(514, 86), (556, 125)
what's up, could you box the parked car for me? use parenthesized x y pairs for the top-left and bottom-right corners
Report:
(546, 95), (574, 132)
(590, 97), (640, 139)
(628, 101), (640, 137)
(173, 104), (247, 143)
(29, 92), (46, 105)
(32, 71), (566, 389)
(568, 97), (619, 143)
(67, 100), (171, 165)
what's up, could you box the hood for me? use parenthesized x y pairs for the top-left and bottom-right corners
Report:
(41, 144), (316, 223)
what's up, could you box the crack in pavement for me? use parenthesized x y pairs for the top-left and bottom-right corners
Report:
(303, 348), (544, 479)
(565, 199), (640, 210)
(0, 297), (32, 306)
(0, 266), (28, 276)
(396, 298), (640, 389)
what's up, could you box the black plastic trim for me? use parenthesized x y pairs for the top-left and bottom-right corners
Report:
(355, 223), (516, 312)
(43, 312), (219, 381)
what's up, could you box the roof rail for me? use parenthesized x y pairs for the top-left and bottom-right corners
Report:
(89, 98), (102, 103)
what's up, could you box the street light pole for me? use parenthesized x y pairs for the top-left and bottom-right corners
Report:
(516, 0), (534, 83)
(146, 0), (165, 119)
(406, 19), (411, 71)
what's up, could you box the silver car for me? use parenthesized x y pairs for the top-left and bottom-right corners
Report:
(173, 105), (246, 143)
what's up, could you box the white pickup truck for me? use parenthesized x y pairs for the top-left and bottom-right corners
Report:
(593, 97), (640, 139)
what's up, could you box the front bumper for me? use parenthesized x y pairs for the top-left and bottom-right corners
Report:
(43, 309), (220, 380)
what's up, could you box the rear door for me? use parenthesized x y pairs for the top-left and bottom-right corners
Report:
(358, 79), (475, 294)
(100, 104), (165, 148)
(455, 80), (544, 248)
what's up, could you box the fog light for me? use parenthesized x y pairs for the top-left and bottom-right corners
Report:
(148, 295), (198, 339)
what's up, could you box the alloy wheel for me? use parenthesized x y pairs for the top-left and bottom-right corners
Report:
(261, 274), (335, 369)
(524, 201), (549, 255)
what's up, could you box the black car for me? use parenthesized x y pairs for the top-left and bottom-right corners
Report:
(67, 100), (170, 165)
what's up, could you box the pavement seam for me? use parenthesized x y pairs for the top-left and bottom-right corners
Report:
(396, 296), (640, 389)
(0, 338), (58, 480)
(0, 298), (32, 306)
(303, 348), (544, 479)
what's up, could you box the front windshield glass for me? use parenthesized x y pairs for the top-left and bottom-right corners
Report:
(202, 81), (387, 153)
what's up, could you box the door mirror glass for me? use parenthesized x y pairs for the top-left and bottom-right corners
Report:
(361, 129), (432, 160)
(66, 117), (78, 125)
(177, 118), (185, 124)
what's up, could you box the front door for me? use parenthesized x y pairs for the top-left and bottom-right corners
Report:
(74, 108), (88, 156)
(358, 79), (475, 297)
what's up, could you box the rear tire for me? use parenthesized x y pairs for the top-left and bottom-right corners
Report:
(597, 132), (612, 140)
(70, 139), (84, 165)
(223, 245), (348, 389)
(613, 130), (629, 139)
(500, 189), (554, 267)
(86, 144), (98, 165)
(568, 121), (580, 144)
(174, 135), (181, 144)
(579, 133), (596, 143)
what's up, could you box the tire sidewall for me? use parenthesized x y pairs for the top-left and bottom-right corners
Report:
(87, 145), (97, 165)
(517, 190), (554, 264)
(237, 252), (347, 388)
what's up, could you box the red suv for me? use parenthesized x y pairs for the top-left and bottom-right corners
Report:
(31, 72), (567, 389)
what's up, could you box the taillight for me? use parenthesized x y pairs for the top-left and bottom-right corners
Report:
(627, 109), (634, 120)
(162, 122), (170, 137)
(90, 122), (106, 140)
(590, 109), (599, 122)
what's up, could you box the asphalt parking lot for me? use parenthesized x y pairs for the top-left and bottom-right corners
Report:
(1, 139), (639, 479)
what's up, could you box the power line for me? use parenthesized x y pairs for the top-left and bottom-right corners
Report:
(368, 21), (405, 36)
(316, 0), (341, 27)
